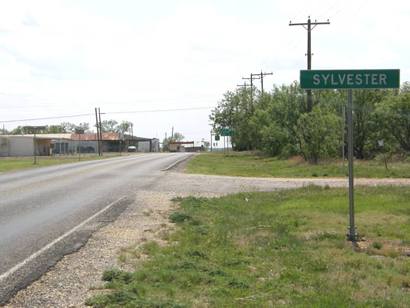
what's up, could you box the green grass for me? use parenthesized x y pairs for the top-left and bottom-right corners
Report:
(186, 152), (410, 178)
(87, 186), (410, 307)
(0, 153), (127, 173)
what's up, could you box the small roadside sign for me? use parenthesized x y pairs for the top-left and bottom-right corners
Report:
(300, 69), (400, 89)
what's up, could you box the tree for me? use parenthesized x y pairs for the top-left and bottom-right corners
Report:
(209, 81), (409, 163)
(296, 107), (341, 163)
(60, 122), (77, 133)
(10, 126), (24, 135)
(401, 82), (410, 93)
(116, 121), (133, 135)
(100, 120), (118, 132)
(172, 132), (184, 142)
(77, 122), (90, 132)
(162, 132), (184, 151)
(375, 92), (410, 154)
(47, 125), (65, 133)
(352, 90), (391, 159)
(43, 122), (90, 133)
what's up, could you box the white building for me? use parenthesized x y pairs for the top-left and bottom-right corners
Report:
(0, 135), (52, 157)
(210, 136), (232, 151)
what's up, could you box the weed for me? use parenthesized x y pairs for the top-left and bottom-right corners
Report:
(372, 242), (383, 250)
(169, 212), (191, 223)
(102, 269), (133, 284)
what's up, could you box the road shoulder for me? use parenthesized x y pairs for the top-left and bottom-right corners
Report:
(5, 191), (179, 307)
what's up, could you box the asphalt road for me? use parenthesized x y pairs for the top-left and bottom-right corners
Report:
(0, 152), (191, 303)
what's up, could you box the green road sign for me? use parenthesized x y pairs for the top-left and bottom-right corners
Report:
(220, 128), (233, 136)
(300, 69), (400, 89)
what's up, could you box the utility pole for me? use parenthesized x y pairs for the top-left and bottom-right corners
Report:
(254, 71), (273, 95)
(94, 108), (101, 156)
(171, 126), (174, 140)
(289, 16), (330, 112)
(98, 108), (103, 156)
(242, 73), (260, 106)
(210, 131), (213, 152)
(23, 126), (46, 164)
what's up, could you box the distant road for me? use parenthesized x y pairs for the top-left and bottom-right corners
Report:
(0, 153), (191, 303)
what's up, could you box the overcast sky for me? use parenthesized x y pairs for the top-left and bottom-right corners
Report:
(0, 0), (409, 141)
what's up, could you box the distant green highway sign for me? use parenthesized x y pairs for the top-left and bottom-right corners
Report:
(220, 127), (233, 136)
(300, 69), (400, 89)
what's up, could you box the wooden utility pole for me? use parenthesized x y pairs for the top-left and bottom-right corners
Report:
(253, 71), (273, 95)
(98, 108), (103, 155)
(210, 131), (213, 152)
(94, 108), (101, 156)
(242, 73), (260, 106)
(289, 16), (330, 112)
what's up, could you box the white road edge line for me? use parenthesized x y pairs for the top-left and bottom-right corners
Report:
(0, 196), (127, 282)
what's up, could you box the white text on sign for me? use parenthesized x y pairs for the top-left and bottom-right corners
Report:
(313, 73), (387, 87)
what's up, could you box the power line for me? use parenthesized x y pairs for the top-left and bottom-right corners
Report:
(107, 106), (212, 115)
(236, 82), (248, 89)
(0, 113), (93, 124)
(0, 106), (213, 124)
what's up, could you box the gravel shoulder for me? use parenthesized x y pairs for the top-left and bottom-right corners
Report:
(6, 191), (177, 307)
(5, 169), (410, 307)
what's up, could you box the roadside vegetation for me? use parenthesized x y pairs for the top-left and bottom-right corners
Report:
(211, 82), (410, 163)
(186, 152), (410, 178)
(0, 153), (126, 173)
(87, 186), (410, 307)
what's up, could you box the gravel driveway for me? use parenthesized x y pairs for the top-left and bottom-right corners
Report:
(6, 170), (410, 307)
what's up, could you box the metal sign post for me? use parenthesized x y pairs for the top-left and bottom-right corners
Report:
(347, 89), (356, 241)
(220, 127), (233, 154)
(300, 69), (400, 242)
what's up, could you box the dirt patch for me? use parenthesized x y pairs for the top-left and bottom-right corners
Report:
(354, 239), (410, 258)
(287, 155), (305, 165)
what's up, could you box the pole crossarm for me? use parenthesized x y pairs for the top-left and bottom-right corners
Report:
(242, 76), (260, 80)
(289, 19), (330, 28)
